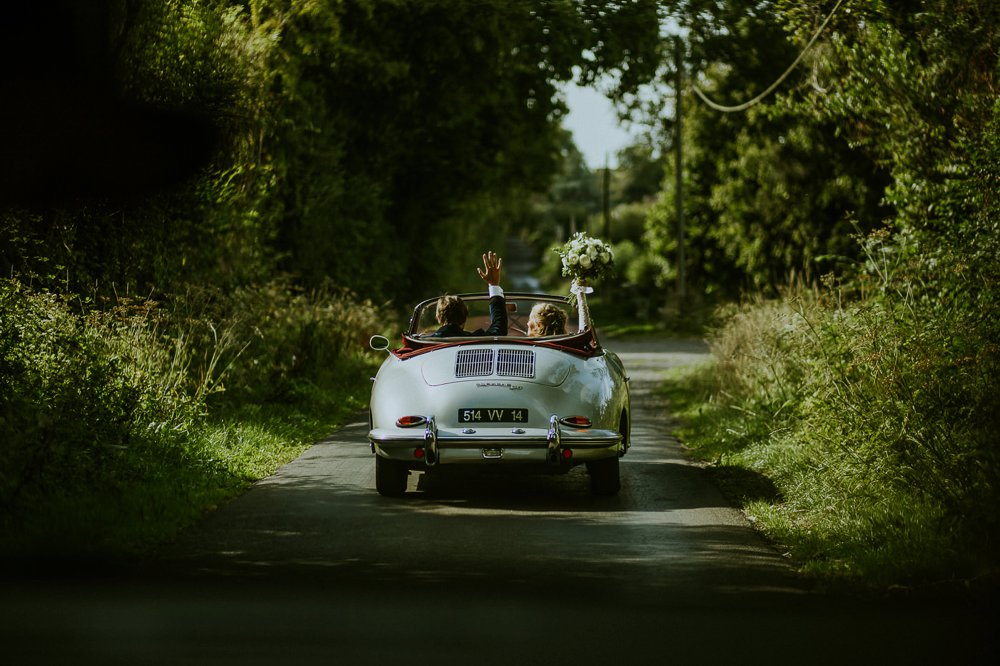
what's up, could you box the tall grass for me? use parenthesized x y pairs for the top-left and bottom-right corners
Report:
(668, 254), (999, 591)
(0, 277), (389, 555)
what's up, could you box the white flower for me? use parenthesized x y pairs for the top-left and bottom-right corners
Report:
(557, 232), (614, 282)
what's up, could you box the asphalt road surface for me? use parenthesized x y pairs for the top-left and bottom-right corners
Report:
(3, 337), (996, 665)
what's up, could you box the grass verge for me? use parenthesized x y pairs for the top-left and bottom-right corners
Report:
(0, 277), (385, 560)
(3, 384), (369, 559)
(659, 297), (999, 598)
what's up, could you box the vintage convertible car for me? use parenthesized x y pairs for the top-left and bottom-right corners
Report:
(367, 291), (630, 497)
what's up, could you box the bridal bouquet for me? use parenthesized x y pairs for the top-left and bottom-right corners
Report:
(558, 232), (615, 283)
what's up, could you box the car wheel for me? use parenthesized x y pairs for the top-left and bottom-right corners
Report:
(375, 456), (408, 497)
(588, 455), (620, 496)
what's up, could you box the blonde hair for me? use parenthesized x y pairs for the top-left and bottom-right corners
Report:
(529, 303), (567, 336)
(436, 295), (467, 326)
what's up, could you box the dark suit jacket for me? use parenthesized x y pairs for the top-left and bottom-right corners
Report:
(429, 295), (507, 337)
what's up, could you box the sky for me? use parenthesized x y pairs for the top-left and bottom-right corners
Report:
(561, 82), (638, 170)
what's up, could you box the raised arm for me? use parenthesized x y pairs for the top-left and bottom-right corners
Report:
(478, 250), (506, 335)
(477, 250), (502, 286)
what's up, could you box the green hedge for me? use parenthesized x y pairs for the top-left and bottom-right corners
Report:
(0, 277), (388, 554)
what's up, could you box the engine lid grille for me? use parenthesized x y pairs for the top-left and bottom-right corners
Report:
(496, 348), (535, 379)
(455, 349), (495, 378)
(454, 348), (536, 379)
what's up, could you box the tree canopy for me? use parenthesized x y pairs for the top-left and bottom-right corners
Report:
(626, 0), (998, 304)
(1, 0), (663, 304)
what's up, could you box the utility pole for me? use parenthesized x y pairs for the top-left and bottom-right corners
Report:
(674, 36), (686, 306)
(602, 153), (611, 240)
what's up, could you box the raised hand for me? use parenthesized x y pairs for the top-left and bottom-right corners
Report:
(477, 250), (503, 286)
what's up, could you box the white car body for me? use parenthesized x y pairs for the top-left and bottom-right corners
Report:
(367, 292), (630, 496)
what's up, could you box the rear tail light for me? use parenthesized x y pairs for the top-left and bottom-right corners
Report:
(559, 415), (592, 428)
(396, 415), (428, 428)
(561, 448), (573, 461)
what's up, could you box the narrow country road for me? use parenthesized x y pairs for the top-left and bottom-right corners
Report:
(157, 337), (802, 601)
(4, 334), (995, 664)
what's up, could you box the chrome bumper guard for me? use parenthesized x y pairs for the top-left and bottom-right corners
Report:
(369, 414), (618, 466)
(546, 414), (562, 466)
(423, 416), (438, 467)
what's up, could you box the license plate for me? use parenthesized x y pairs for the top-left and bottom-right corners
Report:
(458, 408), (528, 423)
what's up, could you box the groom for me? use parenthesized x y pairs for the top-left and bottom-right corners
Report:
(429, 250), (507, 337)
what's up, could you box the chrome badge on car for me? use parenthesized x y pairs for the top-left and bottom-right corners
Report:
(475, 382), (522, 390)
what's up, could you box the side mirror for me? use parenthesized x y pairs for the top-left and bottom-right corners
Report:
(369, 335), (390, 352)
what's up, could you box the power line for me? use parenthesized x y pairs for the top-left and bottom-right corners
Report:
(691, 0), (845, 113)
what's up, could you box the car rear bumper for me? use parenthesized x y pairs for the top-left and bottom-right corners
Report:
(369, 415), (623, 467)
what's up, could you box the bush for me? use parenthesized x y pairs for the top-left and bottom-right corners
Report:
(685, 271), (1000, 588)
(0, 280), (206, 540)
(0, 277), (390, 554)
(218, 278), (388, 404)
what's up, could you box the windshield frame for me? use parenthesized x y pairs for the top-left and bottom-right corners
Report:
(407, 292), (584, 340)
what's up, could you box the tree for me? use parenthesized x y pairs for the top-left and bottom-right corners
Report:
(261, 0), (664, 301)
(785, 0), (1000, 296)
(2, 0), (666, 304)
(635, 1), (891, 297)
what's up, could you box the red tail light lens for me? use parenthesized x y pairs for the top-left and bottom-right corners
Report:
(559, 416), (592, 428)
(561, 448), (573, 460)
(396, 415), (427, 428)
(414, 448), (426, 459)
